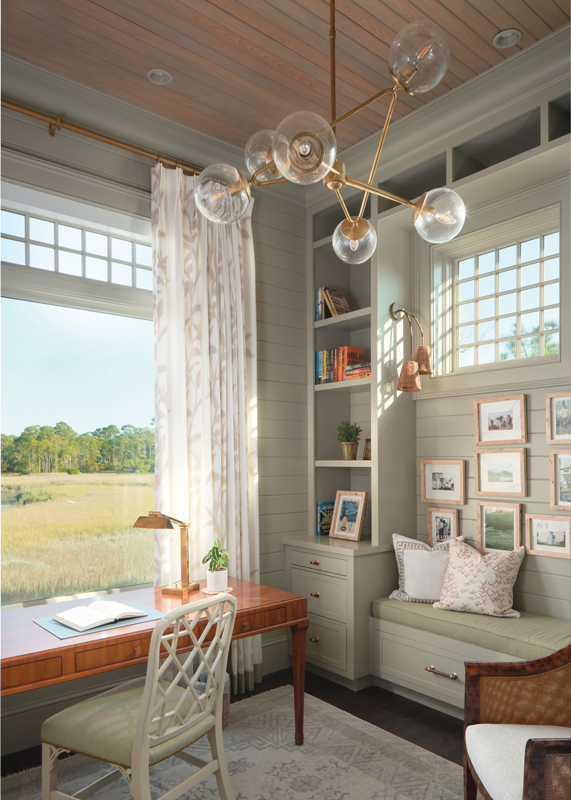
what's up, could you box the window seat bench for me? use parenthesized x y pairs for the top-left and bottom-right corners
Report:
(369, 597), (570, 712)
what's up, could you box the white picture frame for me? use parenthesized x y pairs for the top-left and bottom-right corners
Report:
(474, 449), (526, 498)
(525, 514), (571, 559)
(420, 460), (465, 505)
(546, 393), (571, 444)
(474, 394), (527, 446)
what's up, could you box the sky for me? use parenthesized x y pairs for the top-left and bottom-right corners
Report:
(2, 298), (154, 436)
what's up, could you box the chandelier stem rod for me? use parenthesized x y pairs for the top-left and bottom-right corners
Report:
(357, 86), (398, 220)
(335, 189), (353, 224)
(344, 175), (414, 208)
(329, 86), (394, 130)
(330, 0), (336, 133)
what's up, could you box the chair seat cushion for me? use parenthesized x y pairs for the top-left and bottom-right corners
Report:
(466, 724), (571, 800)
(41, 683), (215, 768)
(371, 597), (571, 660)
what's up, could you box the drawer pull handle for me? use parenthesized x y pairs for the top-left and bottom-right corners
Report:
(310, 591), (320, 598)
(310, 637), (320, 643)
(425, 665), (458, 681)
(134, 646), (142, 656)
(242, 621), (251, 630)
(310, 560), (320, 565)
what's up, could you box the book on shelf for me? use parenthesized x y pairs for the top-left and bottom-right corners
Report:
(53, 600), (147, 632)
(317, 501), (335, 535)
(314, 346), (366, 384)
(326, 288), (351, 315)
(315, 287), (351, 320)
(345, 371), (371, 381)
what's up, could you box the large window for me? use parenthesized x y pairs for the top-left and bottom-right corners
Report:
(1, 192), (155, 605)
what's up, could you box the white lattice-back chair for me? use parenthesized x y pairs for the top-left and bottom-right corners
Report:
(41, 593), (237, 800)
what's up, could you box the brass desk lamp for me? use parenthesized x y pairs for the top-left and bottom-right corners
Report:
(133, 511), (199, 597)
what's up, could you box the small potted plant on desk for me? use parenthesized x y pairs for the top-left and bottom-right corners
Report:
(202, 537), (230, 593)
(336, 420), (363, 461)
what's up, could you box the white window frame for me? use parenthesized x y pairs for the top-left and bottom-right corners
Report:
(430, 205), (561, 378)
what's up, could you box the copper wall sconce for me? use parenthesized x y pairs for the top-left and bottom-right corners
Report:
(390, 303), (434, 393)
(133, 511), (199, 597)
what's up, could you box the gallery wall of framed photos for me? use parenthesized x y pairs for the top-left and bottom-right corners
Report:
(416, 385), (571, 618)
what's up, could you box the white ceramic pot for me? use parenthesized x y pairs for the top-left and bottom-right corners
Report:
(206, 568), (228, 593)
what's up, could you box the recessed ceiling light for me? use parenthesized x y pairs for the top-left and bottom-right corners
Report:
(146, 69), (173, 86)
(492, 29), (522, 49)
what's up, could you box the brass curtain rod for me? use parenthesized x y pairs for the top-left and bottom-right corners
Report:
(1, 99), (202, 176)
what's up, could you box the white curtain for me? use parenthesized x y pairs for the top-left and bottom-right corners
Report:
(151, 164), (262, 692)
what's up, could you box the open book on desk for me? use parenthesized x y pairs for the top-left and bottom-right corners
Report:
(53, 600), (148, 632)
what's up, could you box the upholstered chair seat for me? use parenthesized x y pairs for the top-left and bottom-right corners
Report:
(465, 724), (571, 800)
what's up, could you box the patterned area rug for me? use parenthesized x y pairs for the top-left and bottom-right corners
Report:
(2, 686), (464, 799)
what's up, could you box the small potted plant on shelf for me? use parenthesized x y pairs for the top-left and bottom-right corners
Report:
(335, 420), (363, 461)
(202, 537), (230, 593)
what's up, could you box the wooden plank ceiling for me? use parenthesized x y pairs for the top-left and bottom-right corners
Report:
(2, 0), (569, 152)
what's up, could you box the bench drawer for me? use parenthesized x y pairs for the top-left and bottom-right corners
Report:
(291, 569), (346, 623)
(306, 618), (347, 672)
(289, 549), (347, 577)
(379, 632), (465, 707)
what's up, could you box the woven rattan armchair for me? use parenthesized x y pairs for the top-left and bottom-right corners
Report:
(464, 643), (571, 800)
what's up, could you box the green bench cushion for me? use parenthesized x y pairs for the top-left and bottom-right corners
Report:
(372, 597), (571, 661)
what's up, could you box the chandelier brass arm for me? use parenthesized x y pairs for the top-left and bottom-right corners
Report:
(357, 86), (399, 221)
(344, 175), (415, 209)
(329, 86), (396, 130)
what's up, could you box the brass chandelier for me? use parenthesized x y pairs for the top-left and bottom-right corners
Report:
(194, 1), (466, 263)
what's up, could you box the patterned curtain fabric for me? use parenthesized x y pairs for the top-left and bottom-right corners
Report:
(151, 164), (262, 693)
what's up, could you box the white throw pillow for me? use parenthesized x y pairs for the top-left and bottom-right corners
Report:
(389, 533), (456, 603)
(434, 538), (525, 618)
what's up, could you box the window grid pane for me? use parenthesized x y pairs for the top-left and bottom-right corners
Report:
(1, 208), (151, 292)
(455, 230), (560, 367)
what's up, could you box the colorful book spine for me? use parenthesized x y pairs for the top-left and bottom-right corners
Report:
(317, 501), (335, 535)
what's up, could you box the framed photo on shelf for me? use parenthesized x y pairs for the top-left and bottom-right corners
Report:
(550, 450), (571, 511)
(546, 393), (571, 444)
(474, 449), (526, 497)
(426, 507), (459, 547)
(420, 460), (465, 505)
(329, 490), (367, 541)
(363, 438), (371, 460)
(477, 502), (521, 553)
(474, 394), (526, 446)
(525, 514), (570, 559)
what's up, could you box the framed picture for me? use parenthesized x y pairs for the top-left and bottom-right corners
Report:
(363, 438), (371, 460)
(546, 393), (571, 444)
(329, 490), (367, 541)
(525, 514), (570, 559)
(477, 502), (521, 553)
(474, 394), (527, 446)
(426, 507), (459, 547)
(550, 450), (571, 511)
(475, 449), (526, 497)
(420, 460), (465, 505)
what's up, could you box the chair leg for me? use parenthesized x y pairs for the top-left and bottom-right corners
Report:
(129, 763), (152, 800)
(207, 725), (236, 800)
(42, 743), (58, 800)
(464, 752), (478, 800)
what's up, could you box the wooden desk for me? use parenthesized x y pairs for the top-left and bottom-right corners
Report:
(1, 579), (309, 745)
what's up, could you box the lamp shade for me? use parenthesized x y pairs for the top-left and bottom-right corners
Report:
(194, 164), (251, 224)
(414, 188), (466, 244)
(389, 21), (450, 95)
(332, 217), (377, 264)
(413, 345), (434, 375)
(397, 361), (422, 392)
(244, 129), (278, 181)
(273, 111), (337, 185)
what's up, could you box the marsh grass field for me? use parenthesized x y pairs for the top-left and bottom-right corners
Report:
(484, 510), (515, 551)
(1, 473), (154, 604)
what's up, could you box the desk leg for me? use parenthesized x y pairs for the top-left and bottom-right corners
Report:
(291, 620), (309, 746)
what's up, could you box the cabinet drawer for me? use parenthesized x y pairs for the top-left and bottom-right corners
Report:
(76, 638), (150, 672)
(290, 549), (347, 577)
(2, 656), (62, 690)
(291, 569), (346, 623)
(306, 618), (347, 672)
(380, 633), (465, 706)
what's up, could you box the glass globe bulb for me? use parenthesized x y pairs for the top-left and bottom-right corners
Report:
(332, 218), (377, 264)
(389, 21), (450, 94)
(244, 130), (276, 182)
(414, 188), (466, 244)
(273, 111), (337, 185)
(194, 164), (251, 224)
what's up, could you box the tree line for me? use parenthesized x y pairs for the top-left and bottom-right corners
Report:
(1, 422), (155, 474)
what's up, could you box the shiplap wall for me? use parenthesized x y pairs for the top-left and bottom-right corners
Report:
(416, 385), (571, 620)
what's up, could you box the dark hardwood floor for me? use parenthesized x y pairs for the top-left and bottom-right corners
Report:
(1, 668), (464, 777)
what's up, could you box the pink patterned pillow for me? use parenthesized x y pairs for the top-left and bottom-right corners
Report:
(434, 538), (525, 618)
